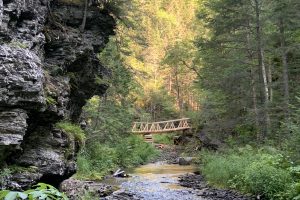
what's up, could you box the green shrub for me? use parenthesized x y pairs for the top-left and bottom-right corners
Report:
(56, 122), (86, 148)
(76, 144), (117, 180)
(0, 168), (11, 188)
(290, 182), (300, 200)
(201, 151), (254, 188)
(116, 135), (158, 167)
(244, 162), (292, 199)
(76, 135), (158, 180)
(0, 183), (68, 200)
(289, 166), (300, 179)
(153, 134), (175, 145)
(200, 147), (296, 199)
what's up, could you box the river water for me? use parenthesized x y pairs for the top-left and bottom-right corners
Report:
(103, 162), (205, 200)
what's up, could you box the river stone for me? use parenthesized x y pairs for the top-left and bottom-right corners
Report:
(178, 157), (195, 165)
(2, 171), (43, 190)
(61, 178), (116, 199)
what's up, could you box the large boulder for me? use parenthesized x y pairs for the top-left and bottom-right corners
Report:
(178, 157), (195, 165)
(61, 178), (116, 199)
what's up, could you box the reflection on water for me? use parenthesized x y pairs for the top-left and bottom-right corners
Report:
(102, 162), (204, 200)
(132, 162), (196, 190)
(134, 162), (196, 175)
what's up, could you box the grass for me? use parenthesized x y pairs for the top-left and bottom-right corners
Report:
(56, 122), (86, 148)
(200, 146), (299, 199)
(46, 96), (57, 105)
(76, 135), (158, 180)
(153, 133), (176, 144)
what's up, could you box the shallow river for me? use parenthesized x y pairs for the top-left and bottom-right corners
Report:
(103, 162), (205, 200)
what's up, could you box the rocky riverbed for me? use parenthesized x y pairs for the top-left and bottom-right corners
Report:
(98, 163), (254, 200)
(101, 162), (205, 200)
(62, 147), (255, 200)
(179, 174), (254, 200)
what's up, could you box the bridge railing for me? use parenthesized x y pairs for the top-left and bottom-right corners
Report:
(131, 118), (191, 134)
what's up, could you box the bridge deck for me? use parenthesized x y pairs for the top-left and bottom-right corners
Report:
(132, 118), (191, 134)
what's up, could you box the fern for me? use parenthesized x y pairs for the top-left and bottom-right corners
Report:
(0, 183), (68, 200)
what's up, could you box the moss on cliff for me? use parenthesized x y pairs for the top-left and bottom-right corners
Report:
(56, 122), (86, 148)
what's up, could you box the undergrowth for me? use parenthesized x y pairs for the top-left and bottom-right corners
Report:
(56, 122), (86, 148)
(200, 146), (300, 199)
(76, 135), (158, 180)
(0, 183), (68, 200)
(153, 134), (175, 145)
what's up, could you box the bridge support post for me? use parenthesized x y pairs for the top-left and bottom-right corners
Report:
(143, 134), (153, 143)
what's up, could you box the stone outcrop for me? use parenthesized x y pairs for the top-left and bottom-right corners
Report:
(61, 178), (116, 199)
(0, 0), (115, 189)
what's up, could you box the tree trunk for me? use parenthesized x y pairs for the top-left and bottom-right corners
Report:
(250, 68), (260, 134)
(246, 26), (260, 136)
(254, 0), (270, 138)
(168, 74), (172, 94)
(80, 0), (88, 32)
(174, 67), (182, 113)
(0, 0), (3, 27)
(279, 18), (290, 121)
(267, 59), (273, 102)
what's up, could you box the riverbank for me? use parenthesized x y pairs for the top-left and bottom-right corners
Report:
(179, 174), (254, 200)
(61, 146), (254, 199)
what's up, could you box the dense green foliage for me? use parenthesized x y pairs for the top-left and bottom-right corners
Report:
(76, 135), (158, 180)
(74, 1), (300, 198)
(56, 122), (86, 148)
(153, 134), (176, 145)
(0, 183), (68, 200)
(194, 0), (300, 141)
(189, 1), (300, 198)
(76, 36), (158, 180)
(1, 0), (299, 199)
(201, 147), (300, 199)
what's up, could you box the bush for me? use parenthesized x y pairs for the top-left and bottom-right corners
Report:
(201, 150), (255, 188)
(244, 162), (292, 199)
(76, 144), (117, 180)
(200, 147), (296, 199)
(153, 134), (175, 145)
(116, 135), (158, 167)
(76, 135), (158, 180)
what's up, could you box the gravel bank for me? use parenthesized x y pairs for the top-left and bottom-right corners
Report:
(179, 173), (255, 200)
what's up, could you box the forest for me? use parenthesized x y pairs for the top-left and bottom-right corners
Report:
(0, 0), (299, 199)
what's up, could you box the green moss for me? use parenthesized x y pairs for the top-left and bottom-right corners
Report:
(46, 96), (57, 105)
(94, 75), (109, 86)
(0, 168), (11, 185)
(8, 165), (38, 173)
(9, 41), (28, 49)
(56, 122), (86, 148)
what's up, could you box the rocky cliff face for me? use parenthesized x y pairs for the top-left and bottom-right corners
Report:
(0, 0), (115, 189)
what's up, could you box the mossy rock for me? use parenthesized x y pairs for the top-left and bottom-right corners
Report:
(8, 165), (38, 173)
